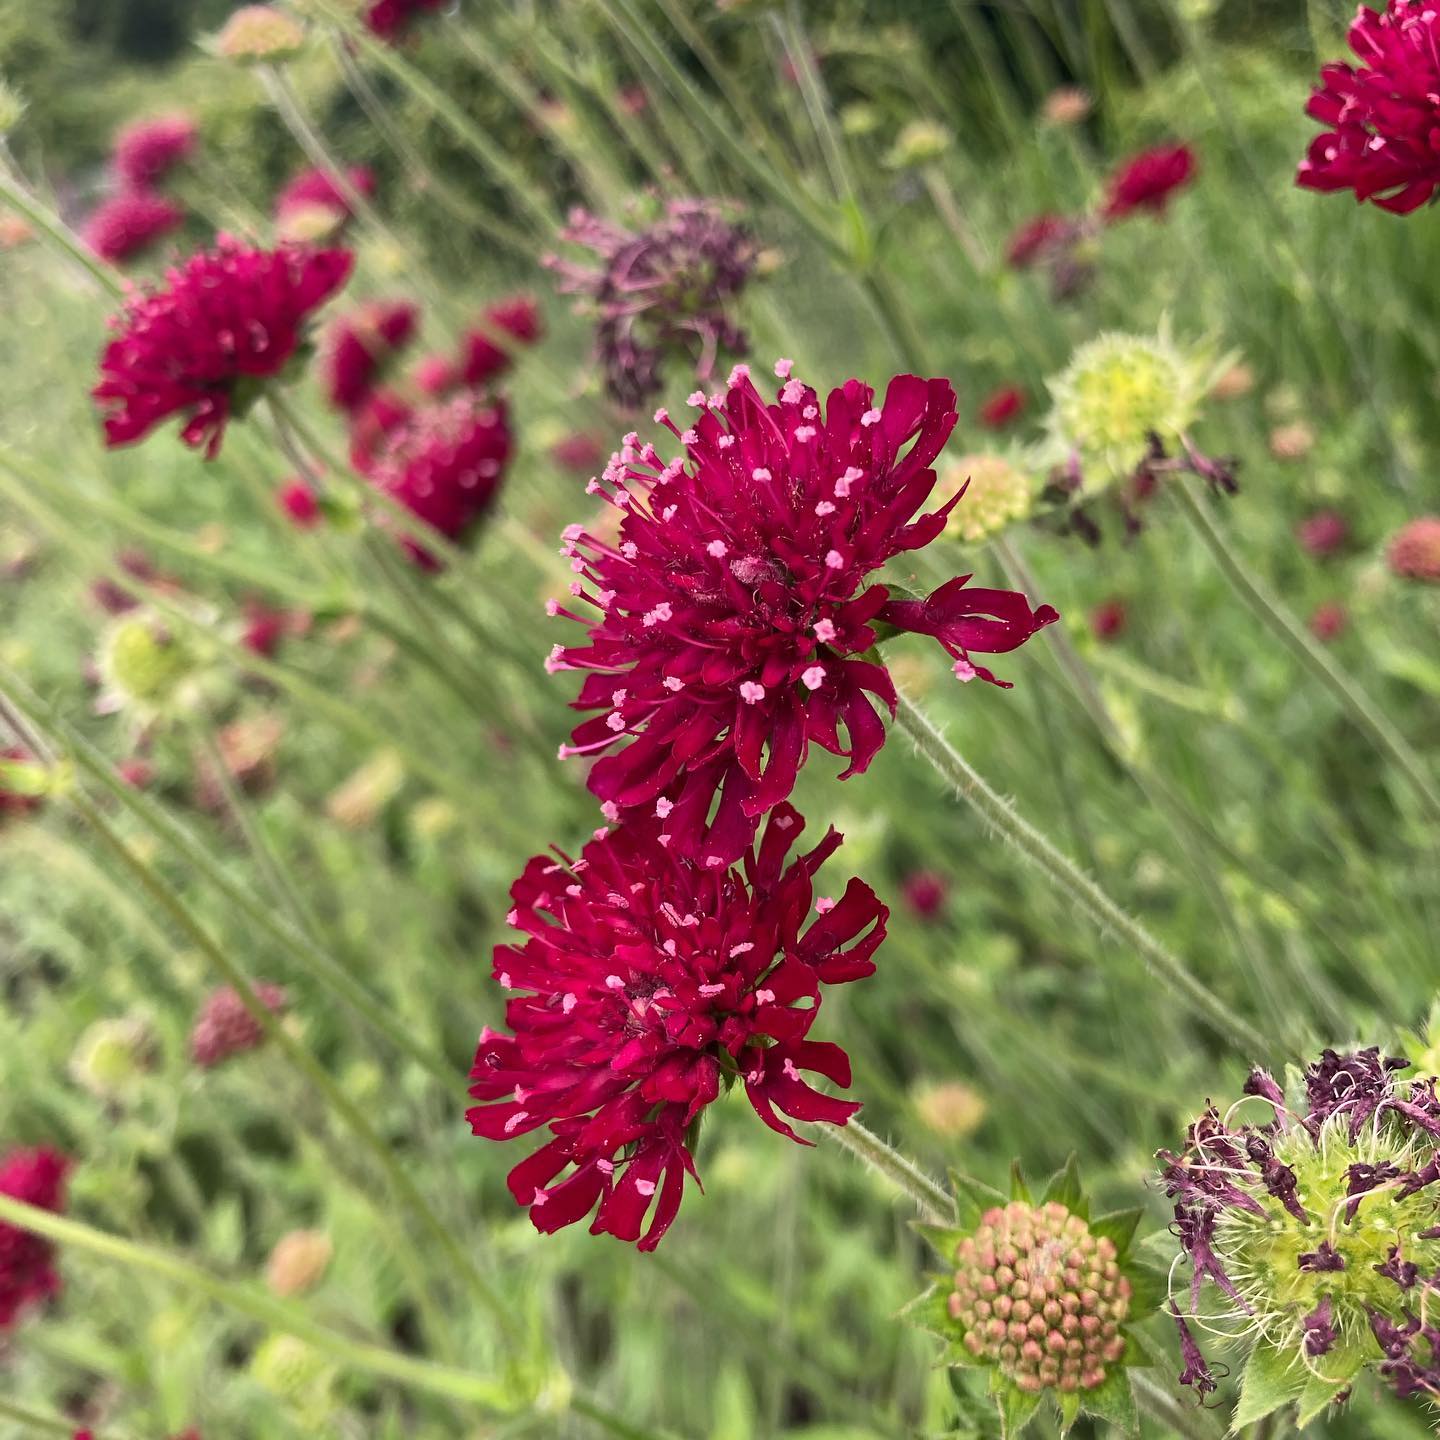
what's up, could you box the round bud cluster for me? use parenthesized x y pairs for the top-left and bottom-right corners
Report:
(947, 1201), (1131, 1393)
(214, 6), (306, 63)
(190, 983), (287, 1068)
(945, 455), (1033, 543)
(265, 1229), (333, 1297)
(887, 120), (952, 169)
(1387, 516), (1440, 584)
(249, 1332), (331, 1402)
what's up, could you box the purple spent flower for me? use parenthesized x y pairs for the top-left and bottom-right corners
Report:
(1375, 1245), (1420, 1291)
(1304, 1047), (1409, 1138)
(1245, 1134), (1309, 1223)
(1303, 1295), (1337, 1357)
(545, 200), (756, 410)
(1344, 1161), (1401, 1223)
(1298, 1240), (1346, 1273)
(1170, 1304), (1218, 1400)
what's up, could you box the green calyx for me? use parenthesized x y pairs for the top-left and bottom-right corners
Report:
(905, 1157), (1160, 1438)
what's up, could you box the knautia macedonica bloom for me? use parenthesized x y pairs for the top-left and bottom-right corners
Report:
(1159, 1048), (1440, 1425)
(0, 1146), (69, 1328)
(365, 0), (445, 41)
(94, 238), (352, 458)
(112, 113), (196, 190)
(273, 166), (375, 242)
(908, 1162), (1156, 1436)
(548, 362), (1058, 865)
(1298, 2), (1440, 213)
(360, 393), (512, 568)
(546, 200), (757, 409)
(213, 5), (307, 63)
(457, 295), (544, 387)
(1387, 515), (1440, 583)
(467, 803), (884, 1250)
(191, 983), (287, 1068)
(1297, 509), (1350, 559)
(1100, 143), (1197, 221)
(978, 385), (1025, 430)
(323, 300), (418, 413)
(83, 191), (184, 266)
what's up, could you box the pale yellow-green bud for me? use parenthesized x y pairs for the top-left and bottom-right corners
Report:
(212, 6), (307, 63)
(839, 102), (882, 139)
(96, 612), (206, 724)
(250, 1333), (333, 1403)
(886, 119), (952, 170)
(912, 1080), (987, 1140)
(945, 454), (1034, 543)
(265, 1229), (333, 1297)
(69, 1016), (155, 1100)
(0, 79), (26, 137)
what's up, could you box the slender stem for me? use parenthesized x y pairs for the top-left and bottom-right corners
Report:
(822, 1118), (955, 1224)
(0, 1397), (97, 1437)
(893, 688), (1270, 1056)
(0, 1195), (514, 1409)
(1132, 1371), (1222, 1440)
(1174, 475), (1440, 828)
(0, 158), (121, 296)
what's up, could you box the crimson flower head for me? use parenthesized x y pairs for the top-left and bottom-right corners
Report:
(978, 385), (1025, 429)
(1297, 508), (1349, 557)
(278, 478), (321, 528)
(1387, 515), (1440, 582)
(94, 237), (352, 458)
(1101, 143), (1197, 221)
(112, 113), (197, 190)
(549, 362), (1058, 865)
(0, 1146), (69, 1329)
(467, 802), (884, 1250)
(274, 166), (375, 228)
(458, 295), (545, 387)
(361, 393), (512, 568)
(191, 983), (287, 1067)
(365, 0), (445, 41)
(901, 870), (946, 921)
(1005, 213), (1076, 269)
(546, 200), (756, 409)
(83, 191), (184, 266)
(323, 300), (418, 413)
(1299, 2), (1440, 213)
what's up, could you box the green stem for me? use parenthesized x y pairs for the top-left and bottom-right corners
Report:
(822, 1118), (955, 1223)
(0, 157), (122, 296)
(1174, 475), (1440, 828)
(893, 688), (1269, 1056)
(0, 1195), (515, 1409)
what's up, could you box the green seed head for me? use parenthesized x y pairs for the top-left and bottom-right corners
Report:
(97, 613), (203, 722)
(69, 1017), (155, 1100)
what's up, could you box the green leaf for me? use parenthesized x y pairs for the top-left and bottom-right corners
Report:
(913, 1221), (969, 1264)
(1232, 1336), (1307, 1428)
(1295, 1332), (1376, 1429)
(1122, 1262), (1168, 1321)
(1080, 1368), (1139, 1434)
(1056, 1389), (1081, 1433)
(899, 1283), (955, 1341)
(1008, 1160), (1032, 1204)
(1089, 1207), (1143, 1254)
(1042, 1154), (1083, 1213)
(990, 1374), (1042, 1439)
(950, 1169), (1006, 1227)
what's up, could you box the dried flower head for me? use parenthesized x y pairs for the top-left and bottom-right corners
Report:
(83, 191), (184, 266)
(1387, 516), (1440, 583)
(94, 237), (352, 457)
(912, 1080), (986, 1138)
(191, 983), (287, 1068)
(468, 804), (885, 1250)
(0, 1146), (69, 1328)
(1158, 1049), (1440, 1425)
(1042, 87), (1092, 127)
(1101, 143), (1197, 221)
(213, 5), (307, 62)
(909, 1162), (1153, 1436)
(112, 113), (197, 190)
(549, 363), (1057, 864)
(1298, 2), (1440, 213)
(546, 200), (756, 409)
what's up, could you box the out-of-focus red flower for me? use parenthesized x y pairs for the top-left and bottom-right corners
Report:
(323, 300), (418, 414)
(902, 870), (947, 921)
(117, 758), (154, 789)
(112, 113), (197, 190)
(83, 191), (184, 266)
(458, 295), (545, 387)
(191, 983), (287, 1067)
(348, 388), (413, 472)
(1296, 509), (1349, 558)
(1298, 2), (1440, 213)
(1089, 599), (1127, 641)
(0, 1146), (69, 1328)
(1309, 602), (1348, 641)
(273, 166), (376, 227)
(93, 237), (352, 458)
(1101, 144), (1196, 221)
(90, 549), (173, 615)
(414, 354), (458, 396)
(978, 385), (1025, 430)
(467, 802), (885, 1250)
(1387, 515), (1440, 582)
(242, 601), (304, 658)
(551, 432), (605, 472)
(1005, 213), (1076, 269)
(278, 478), (321, 528)
(365, 0), (445, 42)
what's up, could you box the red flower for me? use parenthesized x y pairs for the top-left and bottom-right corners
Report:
(112, 113), (197, 190)
(323, 300), (418, 413)
(83, 191), (184, 265)
(1298, 2), (1440, 213)
(414, 354), (458, 396)
(1297, 509), (1349, 557)
(0, 1146), (69, 1328)
(278, 478), (321, 528)
(550, 363), (1058, 865)
(273, 166), (376, 226)
(191, 983), (287, 1068)
(552, 432), (605, 473)
(242, 601), (301, 658)
(365, 0), (445, 42)
(1387, 515), (1440, 582)
(1101, 144), (1197, 220)
(467, 802), (884, 1250)
(1006, 213), (1075, 268)
(978, 385), (1025, 430)
(1089, 599), (1127, 641)
(348, 388), (414, 471)
(458, 295), (545, 387)
(901, 870), (946, 921)
(362, 393), (512, 567)
(0, 746), (43, 824)
(94, 237), (353, 458)
(1309, 601), (1348, 641)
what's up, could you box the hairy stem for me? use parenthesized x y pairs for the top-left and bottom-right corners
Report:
(823, 1118), (955, 1223)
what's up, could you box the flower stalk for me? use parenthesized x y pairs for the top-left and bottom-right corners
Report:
(821, 1118), (954, 1224)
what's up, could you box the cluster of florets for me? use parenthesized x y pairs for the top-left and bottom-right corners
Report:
(546, 361), (1056, 865)
(1039, 328), (1236, 542)
(942, 454), (1035, 543)
(274, 165), (376, 242)
(0, 1146), (69, 1328)
(190, 983), (288, 1068)
(93, 236), (353, 457)
(949, 1201), (1132, 1393)
(364, 0), (445, 42)
(546, 200), (757, 408)
(84, 112), (196, 266)
(1387, 516), (1440, 583)
(1297, 1), (1440, 214)
(213, 5), (307, 63)
(467, 803), (885, 1250)
(1007, 143), (1196, 300)
(1160, 1048), (1440, 1419)
(323, 300), (419, 413)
